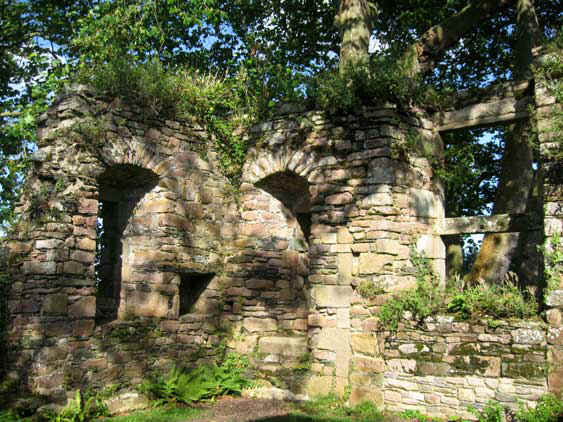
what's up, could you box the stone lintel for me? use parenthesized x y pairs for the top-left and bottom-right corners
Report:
(434, 80), (532, 132)
(439, 213), (539, 236)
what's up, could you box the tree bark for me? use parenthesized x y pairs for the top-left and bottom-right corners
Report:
(336, 0), (375, 70)
(466, 0), (540, 286)
(402, 0), (513, 75)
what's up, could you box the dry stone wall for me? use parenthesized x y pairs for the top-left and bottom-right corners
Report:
(380, 318), (548, 419)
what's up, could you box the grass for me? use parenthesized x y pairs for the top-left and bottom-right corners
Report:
(103, 407), (203, 422)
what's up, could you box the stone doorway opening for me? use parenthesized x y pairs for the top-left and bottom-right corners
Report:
(95, 164), (159, 324)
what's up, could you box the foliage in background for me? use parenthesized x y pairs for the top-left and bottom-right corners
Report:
(139, 352), (250, 405)
(447, 281), (538, 320)
(50, 390), (107, 422)
(540, 233), (563, 301)
(307, 55), (428, 114)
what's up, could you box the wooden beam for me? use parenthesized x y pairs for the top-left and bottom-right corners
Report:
(434, 80), (533, 132)
(438, 213), (540, 235)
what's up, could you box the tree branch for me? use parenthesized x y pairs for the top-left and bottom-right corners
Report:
(404, 0), (514, 75)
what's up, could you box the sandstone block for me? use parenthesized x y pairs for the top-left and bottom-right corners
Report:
(78, 198), (98, 214)
(23, 261), (56, 275)
(69, 296), (96, 318)
(408, 188), (443, 218)
(243, 317), (277, 332)
(546, 290), (563, 307)
(258, 337), (308, 356)
(337, 253), (353, 285)
(547, 309), (562, 327)
(326, 192), (353, 205)
(337, 227), (354, 243)
(312, 285), (353, 308)
(358, 253), (392, 274)
(127, 291), (168, 318)
(512, 328), (545, 345)
(352, 356), (385, 373)
(36, 239), (63, 250)
(77, 237), (96, 251)
(42, 294), (68, 315)
(349, 387), (384, 407)
(351, 334), (379, 356)
(105, 392), (149, 415)
(73, 319), (95, 337)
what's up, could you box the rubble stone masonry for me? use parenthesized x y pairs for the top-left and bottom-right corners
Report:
(1, 60), (561, 418)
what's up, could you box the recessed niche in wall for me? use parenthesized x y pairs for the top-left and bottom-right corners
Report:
(255, 171), (312, 243)
(95, 164), (159, 324)
(179, 272), (215, 315)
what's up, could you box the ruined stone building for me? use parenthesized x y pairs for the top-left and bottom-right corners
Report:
(2, 50), (562, 418)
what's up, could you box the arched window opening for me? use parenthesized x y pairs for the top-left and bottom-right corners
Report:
(95, 164), (159, 324)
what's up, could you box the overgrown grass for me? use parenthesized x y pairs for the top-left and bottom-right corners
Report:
(293, 394), (383, 422)
(378, 247), (539, 330)
(103, 407), (203, 422)
(75, 59), (255, 186)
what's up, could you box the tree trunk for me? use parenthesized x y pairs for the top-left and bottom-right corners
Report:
(466, 0), (540, 286)
(336, 0), (374, 70)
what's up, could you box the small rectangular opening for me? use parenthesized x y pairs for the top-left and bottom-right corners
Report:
(179, 272), (215, 315)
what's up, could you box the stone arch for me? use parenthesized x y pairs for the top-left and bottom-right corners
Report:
(242, 146), (323, 186)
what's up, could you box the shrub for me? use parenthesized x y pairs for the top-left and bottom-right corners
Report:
(447, 281), (538, 320)
(378, 245), (539, 330)
(307, 53), (429, 115)
(516, 394), (563, 422)
(378, 247), (444, 330)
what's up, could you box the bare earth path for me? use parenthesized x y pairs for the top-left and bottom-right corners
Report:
(189, 397), (295, 422)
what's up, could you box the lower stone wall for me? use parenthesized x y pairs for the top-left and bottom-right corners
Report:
(377, 317), (548, 419)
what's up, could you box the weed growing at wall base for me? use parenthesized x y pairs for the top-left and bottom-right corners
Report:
(139, 352), (251, 405)
(378, 246), (539, 330)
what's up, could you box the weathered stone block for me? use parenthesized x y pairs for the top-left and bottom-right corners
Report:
(243, 317), (277, 332)
(352, 356), (385, 373)
(23, 261), (56, 275)
(546, 290), (563, 307)
(312, 285), (352, 308)
(358, 253), (392, 274)
(349, 387), (384, 407)
(512, 328), (545, 345)
(126, 291), (168, 318)
(42, 294), (68, 315)
(258, 337), (308, 356)
(350, 334), (379, 357)
(69, 297), (96, 318)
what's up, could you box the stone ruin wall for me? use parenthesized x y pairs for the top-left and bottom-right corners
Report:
(536, 55), (563, 400)
(1, 65), (562, 417)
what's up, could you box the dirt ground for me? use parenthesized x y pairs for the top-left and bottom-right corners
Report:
(190, 397), (295, 422)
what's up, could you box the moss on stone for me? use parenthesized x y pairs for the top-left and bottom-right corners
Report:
(452, 355), (489, 374)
